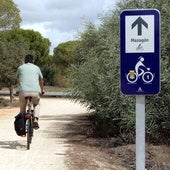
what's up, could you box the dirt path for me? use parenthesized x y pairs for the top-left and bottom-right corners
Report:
(0, 98), (170, 170)
(0, 98), (88, 170)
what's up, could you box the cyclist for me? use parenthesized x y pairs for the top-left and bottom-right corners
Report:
(135, 56), (146, 77)
(16, 54), (45, 130)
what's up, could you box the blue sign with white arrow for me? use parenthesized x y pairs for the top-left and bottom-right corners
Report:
(120, 9), (160, 95)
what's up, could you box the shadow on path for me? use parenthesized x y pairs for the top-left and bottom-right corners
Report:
(0, 140), (26, 150)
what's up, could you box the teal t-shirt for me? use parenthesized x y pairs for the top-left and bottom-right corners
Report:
(16, 63), (43, 92)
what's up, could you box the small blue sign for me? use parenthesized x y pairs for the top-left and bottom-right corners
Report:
(120, 9), (160, 95)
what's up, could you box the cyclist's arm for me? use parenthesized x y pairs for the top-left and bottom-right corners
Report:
(39, 78), (45, 94)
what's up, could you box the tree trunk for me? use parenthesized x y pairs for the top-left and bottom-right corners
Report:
(9, 86), (14, 103)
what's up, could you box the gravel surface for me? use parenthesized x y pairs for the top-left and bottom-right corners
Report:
(0, 98), (88, 170)
(1, 97), (169, 170)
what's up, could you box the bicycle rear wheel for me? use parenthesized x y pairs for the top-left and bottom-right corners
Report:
(26, 119), (31, 150)
(30, 117), (34, 143)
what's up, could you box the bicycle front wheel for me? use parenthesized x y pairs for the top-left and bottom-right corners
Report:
(142, 71), (154, 83)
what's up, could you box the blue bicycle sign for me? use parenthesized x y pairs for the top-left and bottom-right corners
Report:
(120, 9), (160, 95)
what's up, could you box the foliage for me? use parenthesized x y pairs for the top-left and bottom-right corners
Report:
(0, 1), (52, 100)
(54, 40), (79, 65)
(72, 0), (170, 143)
(41, 55), (56, 86)
(0, 39), (28, 84)
(53, 40), (79, 87)
(0, 38), (29, 102)
(16, 29), (51, 65)
(0, 0), (21, 29)
(0, 0), (21, 101)
(1, 29), (51, 65)
(0, 29), (51, 93)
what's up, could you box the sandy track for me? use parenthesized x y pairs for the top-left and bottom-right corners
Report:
(0, 98), (88, 170)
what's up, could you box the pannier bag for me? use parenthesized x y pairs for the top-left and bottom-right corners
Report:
(14, 112), (26, 136)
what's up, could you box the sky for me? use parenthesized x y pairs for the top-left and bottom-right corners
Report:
(13, 0), (119, 54)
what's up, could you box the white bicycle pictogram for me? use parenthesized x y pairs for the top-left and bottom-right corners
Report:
(126, 56), (154, 84)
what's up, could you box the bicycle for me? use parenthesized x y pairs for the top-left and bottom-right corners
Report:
(126, 68), (154, 84)
(24, 96), (35, 150)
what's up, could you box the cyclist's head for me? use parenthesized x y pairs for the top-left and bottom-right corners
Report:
(24, 54), (34, 63)
(138, 56), (144, 62)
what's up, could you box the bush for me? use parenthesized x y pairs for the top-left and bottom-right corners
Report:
(72, 0), (170, 144)
(0, 98), (9, 107)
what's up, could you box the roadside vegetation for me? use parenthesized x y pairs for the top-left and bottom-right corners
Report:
(0, 0), (76, 101)
(71, 0), (170, 144)
(0, 0), (169, 145)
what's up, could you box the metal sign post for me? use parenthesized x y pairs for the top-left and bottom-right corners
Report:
(136, 95), (145, 170)
(120, 9), (160, 170)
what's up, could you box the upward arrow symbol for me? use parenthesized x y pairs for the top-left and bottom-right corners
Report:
(131, 17), (148, 36)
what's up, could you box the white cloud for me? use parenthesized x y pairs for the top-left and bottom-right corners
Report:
(13, 0), (119, 54)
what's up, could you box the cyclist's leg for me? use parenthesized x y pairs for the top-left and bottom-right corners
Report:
(32, 93), (40, 119)
(31, 93), (40, 129)
(21, 92), (40, 118)
(138, 68), (144, 77)
(19, 92), (27, 113)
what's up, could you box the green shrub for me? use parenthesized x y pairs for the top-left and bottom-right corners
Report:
(72, 0), (170, 144)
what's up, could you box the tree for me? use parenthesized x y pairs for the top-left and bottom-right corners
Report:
(0, 29), (51, 100)
(72, 0), (170, 143)
(0, 1), (52, 101)
(41, 55), (56, 86)
(17, 29), (51, 65)
(3, 29), (51, 65)
(0, 0), (21, 29)
(0, 39), (29, 102)
(53, 40), (79, 87)
(53, 41), (79, 65)
(0, 0), (21, 101)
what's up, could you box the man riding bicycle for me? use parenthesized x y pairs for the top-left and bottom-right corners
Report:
(16, 54), (45, 130)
